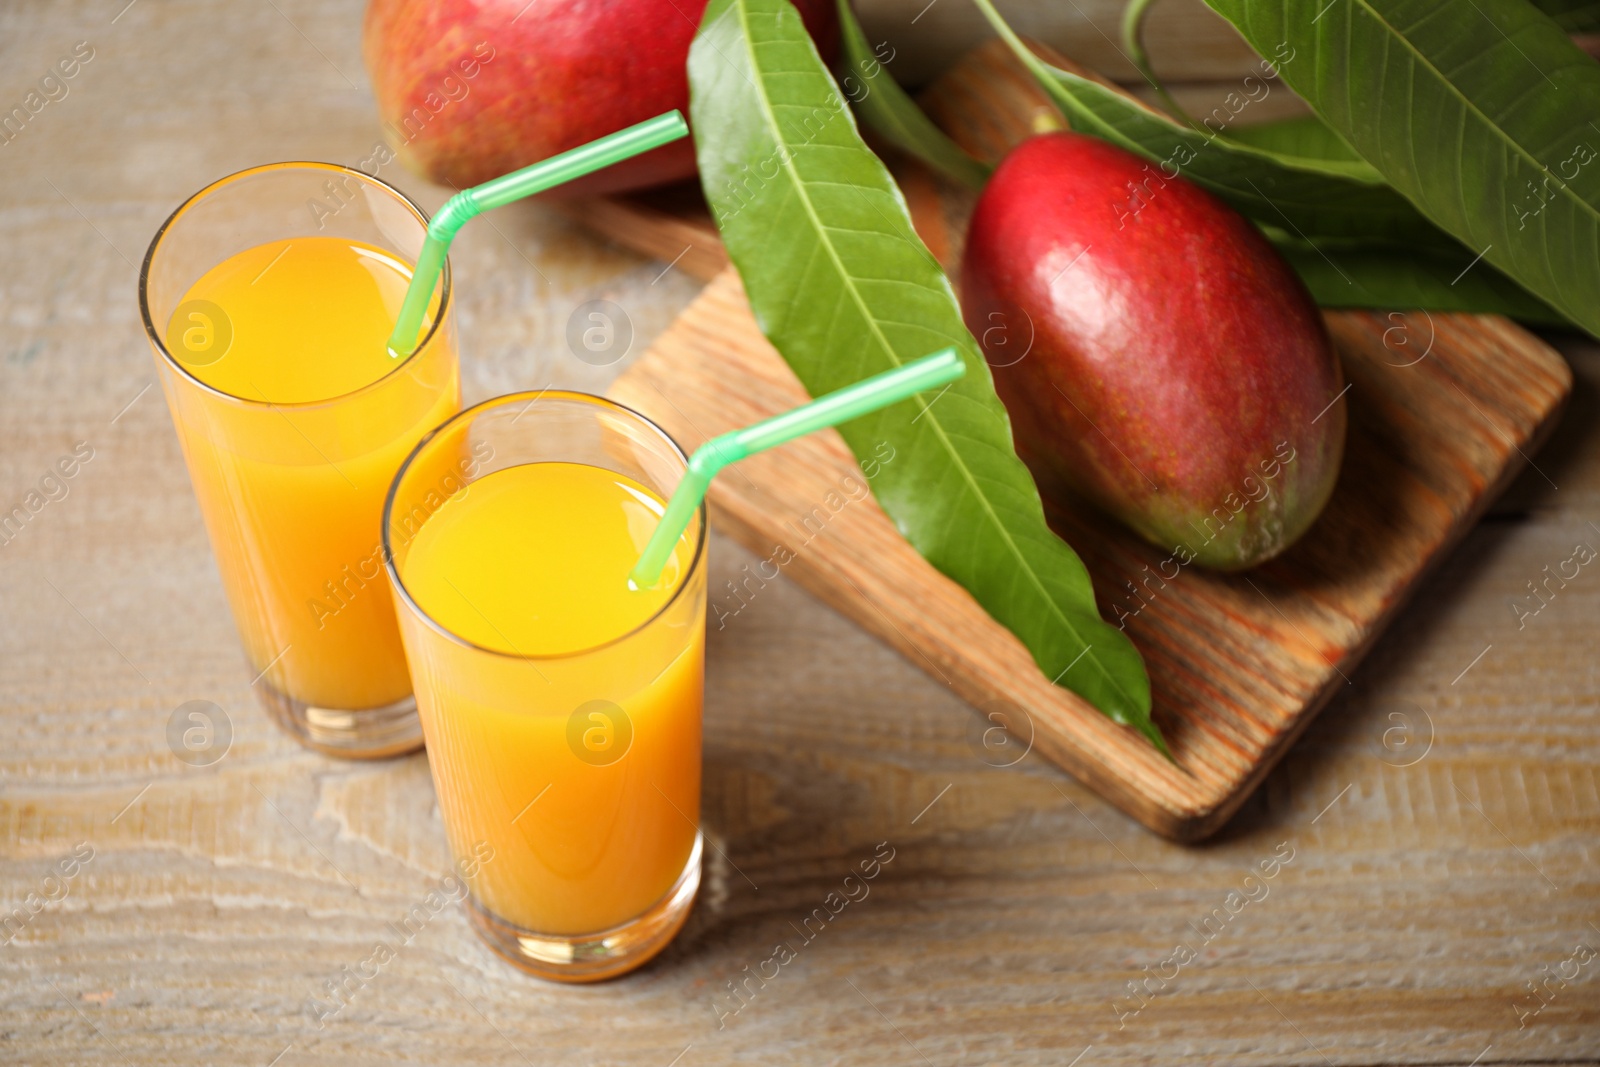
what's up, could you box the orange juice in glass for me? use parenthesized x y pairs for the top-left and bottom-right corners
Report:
(140, 163), (459, 757)
(385, 392), (706, 981)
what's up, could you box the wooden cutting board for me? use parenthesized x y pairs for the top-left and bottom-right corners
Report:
(576, 42), (1573, 840)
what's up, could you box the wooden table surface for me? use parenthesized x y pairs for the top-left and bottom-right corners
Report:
(2, 2), (1596, 1064)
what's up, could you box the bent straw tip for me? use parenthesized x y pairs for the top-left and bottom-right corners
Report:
(387, 111), (695, 359)
(628, 348), (967, 588)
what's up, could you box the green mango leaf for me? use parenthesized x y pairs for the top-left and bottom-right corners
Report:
(1224, 116), (1365, 165)
(970, 0), (1450, 244)
(1265, 232), (1573, 325)
(689, 0), (1162, 749)
(1196, 0), (1600, 339)
(833, 0), (990, 188)
(1120, 1), (1369, 166)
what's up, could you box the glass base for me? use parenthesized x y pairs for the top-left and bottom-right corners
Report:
(464, 832), (702, 983)
(253, 676), (424, 760)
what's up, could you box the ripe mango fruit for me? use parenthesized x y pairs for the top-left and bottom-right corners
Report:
(961, 132), (1346, 570)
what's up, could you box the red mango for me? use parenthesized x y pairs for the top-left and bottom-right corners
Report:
(363, 0), (839, 196)
(961, 132), (1345, 570)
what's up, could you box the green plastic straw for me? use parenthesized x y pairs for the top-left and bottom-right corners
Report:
(386, 110), (690, 357)
(630, 347), (967, 588)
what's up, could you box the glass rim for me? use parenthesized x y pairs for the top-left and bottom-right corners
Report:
(138, 160), (454, 410)
(382, 389), (709, 663)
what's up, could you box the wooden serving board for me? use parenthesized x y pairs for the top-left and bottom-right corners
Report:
(581, 42), (1572, 840)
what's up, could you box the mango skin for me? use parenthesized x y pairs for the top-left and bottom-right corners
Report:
(363, 0), (838, 197)
(960, 132), (1346, 571)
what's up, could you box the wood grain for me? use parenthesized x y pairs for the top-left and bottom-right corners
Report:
(608, 270), (1571, 839)
(589, 43), (1574, 838)
(2, 3), (1597, 1064)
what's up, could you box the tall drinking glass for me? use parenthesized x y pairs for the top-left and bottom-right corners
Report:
(140, 163), (460, 758)
(384, 392), (707, 981)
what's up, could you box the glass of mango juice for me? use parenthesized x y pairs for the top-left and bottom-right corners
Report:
(383, 391), (706, 981)
(140, 162), (459, 758)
